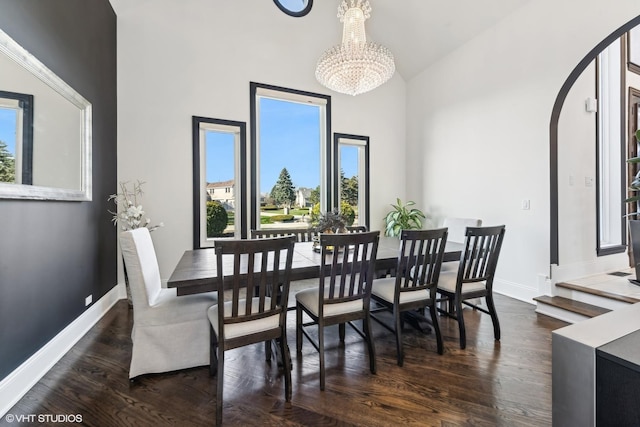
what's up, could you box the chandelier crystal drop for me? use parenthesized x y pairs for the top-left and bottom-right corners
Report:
(315, 0), (395, 96)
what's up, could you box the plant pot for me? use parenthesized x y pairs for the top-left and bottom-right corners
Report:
(629, 220), (640, 283)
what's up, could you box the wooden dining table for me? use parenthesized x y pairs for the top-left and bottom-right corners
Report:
(167, 236), (463, 296)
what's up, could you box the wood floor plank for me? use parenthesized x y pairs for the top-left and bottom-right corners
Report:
(3, 294), (567, 426)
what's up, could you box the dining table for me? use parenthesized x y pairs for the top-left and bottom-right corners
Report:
(167, 236), (463, 296)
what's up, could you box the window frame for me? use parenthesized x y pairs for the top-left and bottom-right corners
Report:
(595, 36), (627, 256)
(273, 0), (313, 17)
(333, 133), (370, 229)
(192, 116), (247, 248)
(249, 82), (331, 231)
(0, 90), (33, 185)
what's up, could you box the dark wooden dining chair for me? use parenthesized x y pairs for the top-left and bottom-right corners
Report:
(251, 227), (315, 312)
(346, 225), (368, 233)
(436, 225), (506, 349)
(370, 228), (448, 365)
(295, 231), (380, 390)
(251, 227), (316, 242)
(207, 236), (295, 426)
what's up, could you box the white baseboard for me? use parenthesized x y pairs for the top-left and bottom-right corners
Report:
(494, 278), (537, 305)
(0, 283), (126, 418)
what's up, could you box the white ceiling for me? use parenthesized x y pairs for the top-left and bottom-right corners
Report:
(109, 0), (532, 81)
(365, 0), (532, 79)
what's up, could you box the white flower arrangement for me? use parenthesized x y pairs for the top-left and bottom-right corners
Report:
(108, 180), (163, 231)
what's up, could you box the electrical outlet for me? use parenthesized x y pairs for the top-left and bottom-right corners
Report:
(85, 294), (92, 306)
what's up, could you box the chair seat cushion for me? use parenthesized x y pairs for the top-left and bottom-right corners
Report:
(437, 271), (486, 294)
(135, 288), (217, 326)
(371, 277), (431, 304)
(295, 287), (363, 317)
(208, 297), (280, 340)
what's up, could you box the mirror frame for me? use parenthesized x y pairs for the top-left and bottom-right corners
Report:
(0, 28), (92, 201)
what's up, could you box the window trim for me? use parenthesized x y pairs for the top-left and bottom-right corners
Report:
(249, 82), (331, 231)
(192, 116), (247, 248)
(273, 0), (313, 17)
(595, 36), (627, 256)
(0, 90), (33, 185)
(333, 133), (370, 229)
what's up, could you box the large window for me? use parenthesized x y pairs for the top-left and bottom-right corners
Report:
(250, 83), (330, 231)
(596, 37), (626, 255)
(192, 116), (246, 248)
(334, 133), (369, 229)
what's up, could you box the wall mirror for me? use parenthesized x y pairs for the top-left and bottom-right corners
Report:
(0, 28), (92, 201)
(192, 116), (247, 248)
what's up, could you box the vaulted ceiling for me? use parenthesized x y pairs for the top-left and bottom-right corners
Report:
(364, 0), (532, 79)
(109, 0), (532, 81)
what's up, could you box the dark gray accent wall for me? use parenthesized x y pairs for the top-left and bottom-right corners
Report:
(0, 0), (117, 380)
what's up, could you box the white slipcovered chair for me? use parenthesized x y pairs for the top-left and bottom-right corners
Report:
(120, 228), (216, 379)
(442, 217), (482, 244)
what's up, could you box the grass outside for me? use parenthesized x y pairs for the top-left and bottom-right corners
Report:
(260, 208), (310, 216)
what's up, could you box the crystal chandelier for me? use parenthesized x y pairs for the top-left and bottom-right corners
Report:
(315, 0), (395, 96)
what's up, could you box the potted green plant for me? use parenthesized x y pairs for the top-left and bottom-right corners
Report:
(311, 209), (348, 252)
(383, 198), (426, 237)
(314, 209), (348, 234)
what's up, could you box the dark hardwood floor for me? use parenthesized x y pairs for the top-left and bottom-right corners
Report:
(3, 293), (566, 426)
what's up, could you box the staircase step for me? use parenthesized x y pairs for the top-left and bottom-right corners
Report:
(556, 282), (640, 304)
(533, 295), (611, 318)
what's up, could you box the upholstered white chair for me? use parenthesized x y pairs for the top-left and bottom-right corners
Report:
(120, 228), (216, 379)
(442, 217), (482, 244)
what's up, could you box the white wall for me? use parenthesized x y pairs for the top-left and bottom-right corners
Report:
(557, 63), (600, 269)
(114, 0), (406, 281)
(555, 57), (634, 282)
(406, 0), (640, 302)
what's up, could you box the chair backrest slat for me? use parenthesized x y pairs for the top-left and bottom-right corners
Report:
(318, 231), (380, 314)
(396, 228), (448, 296)
(214, 236), (296, 331)
(458, 226), (506, 285)
(251, 228), (315, 243)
